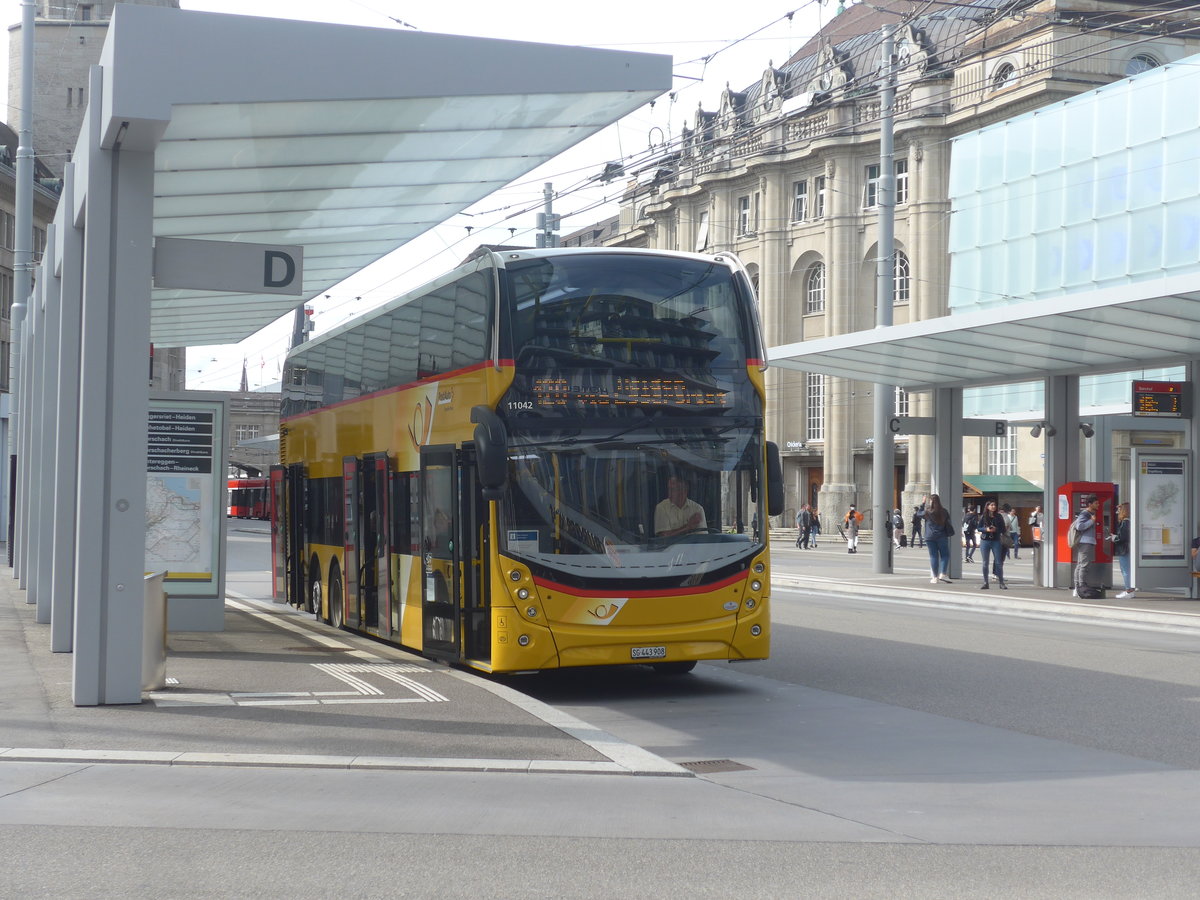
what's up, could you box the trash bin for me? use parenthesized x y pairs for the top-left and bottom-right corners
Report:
(142, 572), (168, 691)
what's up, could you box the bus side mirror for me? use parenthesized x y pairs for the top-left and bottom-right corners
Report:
(765, 441), (784, 517)
(471, 406), (508, 502)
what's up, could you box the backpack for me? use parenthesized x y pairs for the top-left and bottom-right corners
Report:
(1077, 585), (1102, 599)
(1066, 519), (1080, 548)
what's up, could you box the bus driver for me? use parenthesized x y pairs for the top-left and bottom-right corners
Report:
(655, 475), (708, 538)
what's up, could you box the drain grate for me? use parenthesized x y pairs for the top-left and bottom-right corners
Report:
(678, 759), (754, 773)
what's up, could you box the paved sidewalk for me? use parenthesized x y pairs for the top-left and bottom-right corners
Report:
(771, 531), (1200, 634)
(0, 570), (684, 776)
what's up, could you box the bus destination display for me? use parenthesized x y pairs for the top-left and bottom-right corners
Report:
(527, 375), (728, 410)
(1132, 381), (1190, 419)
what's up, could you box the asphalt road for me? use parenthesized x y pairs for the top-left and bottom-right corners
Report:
(5, 524), (1199, 898)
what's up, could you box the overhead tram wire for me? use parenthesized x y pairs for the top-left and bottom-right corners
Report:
(201, 2), (1200, 385)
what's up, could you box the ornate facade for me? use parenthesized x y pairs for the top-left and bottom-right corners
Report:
(611, 0), (1200, 526)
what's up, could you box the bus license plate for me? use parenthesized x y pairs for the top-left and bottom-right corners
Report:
(630, 646), (667, 660)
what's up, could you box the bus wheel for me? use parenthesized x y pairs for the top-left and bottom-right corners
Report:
(329, 568), (344, 630)
(308, 575), (322, 619)
(652, 661), (697, 675)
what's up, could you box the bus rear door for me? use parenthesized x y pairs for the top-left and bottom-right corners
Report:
(270, 464), (307, 608)
(419, 446), (460, 659)
(360, 452), (392, 637)
(341, 457), (360, 629)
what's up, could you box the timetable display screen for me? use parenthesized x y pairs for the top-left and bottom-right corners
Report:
(1132, 381), (1189, 418)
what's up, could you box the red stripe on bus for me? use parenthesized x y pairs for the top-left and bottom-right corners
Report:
(531, 568), (747, 599)
(280, 359), (506, 423)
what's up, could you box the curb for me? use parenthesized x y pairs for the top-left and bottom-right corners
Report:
(772, 575), (1200, 635)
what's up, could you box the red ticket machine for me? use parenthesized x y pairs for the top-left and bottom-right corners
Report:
(1054, 481), (1115, 589)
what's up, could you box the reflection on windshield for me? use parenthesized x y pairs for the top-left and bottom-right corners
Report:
(499, 426), (764, 584)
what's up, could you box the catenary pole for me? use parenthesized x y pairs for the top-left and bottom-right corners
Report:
(871, 24), (897, 575)
(8, 0), (34, 570)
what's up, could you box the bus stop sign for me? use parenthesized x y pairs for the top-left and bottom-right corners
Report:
(153, 237), (304, 296)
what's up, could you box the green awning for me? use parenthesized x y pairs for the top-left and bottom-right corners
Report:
(962, 475), (1045, 497)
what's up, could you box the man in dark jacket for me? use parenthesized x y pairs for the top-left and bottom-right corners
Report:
(910, 504), (925, 548)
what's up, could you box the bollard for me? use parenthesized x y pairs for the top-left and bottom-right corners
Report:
(142, 572), (168, 691)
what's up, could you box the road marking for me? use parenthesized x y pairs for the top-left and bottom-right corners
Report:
(149, 662), (448, 707)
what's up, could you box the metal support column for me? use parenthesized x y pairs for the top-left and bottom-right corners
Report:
(50, 165), (83, 652)
(931, 387), (964, 581)
(1043, 375), (1081, 588)
(73, 65), (156, 705)
(34, 227), (60, 625)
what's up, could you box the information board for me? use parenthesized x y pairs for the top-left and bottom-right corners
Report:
(1131, 450), (1189, 569)
(146, 395), (228, 600)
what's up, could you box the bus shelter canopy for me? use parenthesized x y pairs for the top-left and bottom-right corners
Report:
(768, 272), (1200, 392)
(92, 6), (671, 347)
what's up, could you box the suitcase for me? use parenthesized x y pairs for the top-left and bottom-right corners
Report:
(899, 534), (907, 547)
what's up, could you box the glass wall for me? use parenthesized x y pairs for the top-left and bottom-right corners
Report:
(949, 55), (1198, 415)
(949, 55), (1200, 312)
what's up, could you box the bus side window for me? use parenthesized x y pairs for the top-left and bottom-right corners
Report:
(390, 471), (413, 556)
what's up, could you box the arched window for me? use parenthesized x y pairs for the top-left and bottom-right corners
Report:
(991, 62), (1015, 91)
(893, 251), (911, 304)
(1126, 54), (1159, 77)
(805, 262), (826, 314)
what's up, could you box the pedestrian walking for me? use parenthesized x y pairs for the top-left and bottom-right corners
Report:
(795, 505), (812, 549)
(998, 504), (1017, 561)
(809, 509), (821, 548)
(963, 507), (979, 562)
(1072, 494), (1102, 598)
(843, 506), (861, 554)
(909, 503), (925, 548)
(923, 493), (954, 584)
(891, 508), (904, 549)
(1106, 501), (1134, 599)
(977, 500), (1008, 589)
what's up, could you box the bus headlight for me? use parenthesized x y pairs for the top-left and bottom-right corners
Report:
(745, 598), (756, 609)
(753, 562), (765, 574)
(517, 588), (530, 600)
(751, 580), (762, 592)
(750, 625), (762, 636)
(525, 606), (538, 618)
(510, 570), (522, 582)
(518, 634), (531, 646)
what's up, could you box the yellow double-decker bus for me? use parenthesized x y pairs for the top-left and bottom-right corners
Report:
(272, 247), (782, 674)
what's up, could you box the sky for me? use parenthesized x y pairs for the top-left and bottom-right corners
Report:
(1, 0), (843, 389)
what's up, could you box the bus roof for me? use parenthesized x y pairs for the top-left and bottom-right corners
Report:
(285, 248), (744, 363)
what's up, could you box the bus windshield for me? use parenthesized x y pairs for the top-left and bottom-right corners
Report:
(504, 252), (756, 396)
(498, 423), (764, 585)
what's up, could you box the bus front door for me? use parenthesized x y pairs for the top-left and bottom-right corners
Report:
(419, 446), (459, 659)
(459, 446), (491, 664)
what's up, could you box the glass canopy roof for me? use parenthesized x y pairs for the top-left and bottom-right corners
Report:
(105, 8), (671, 348)
(150, 89), (658, 347)
(769, 274), (1200, 392)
